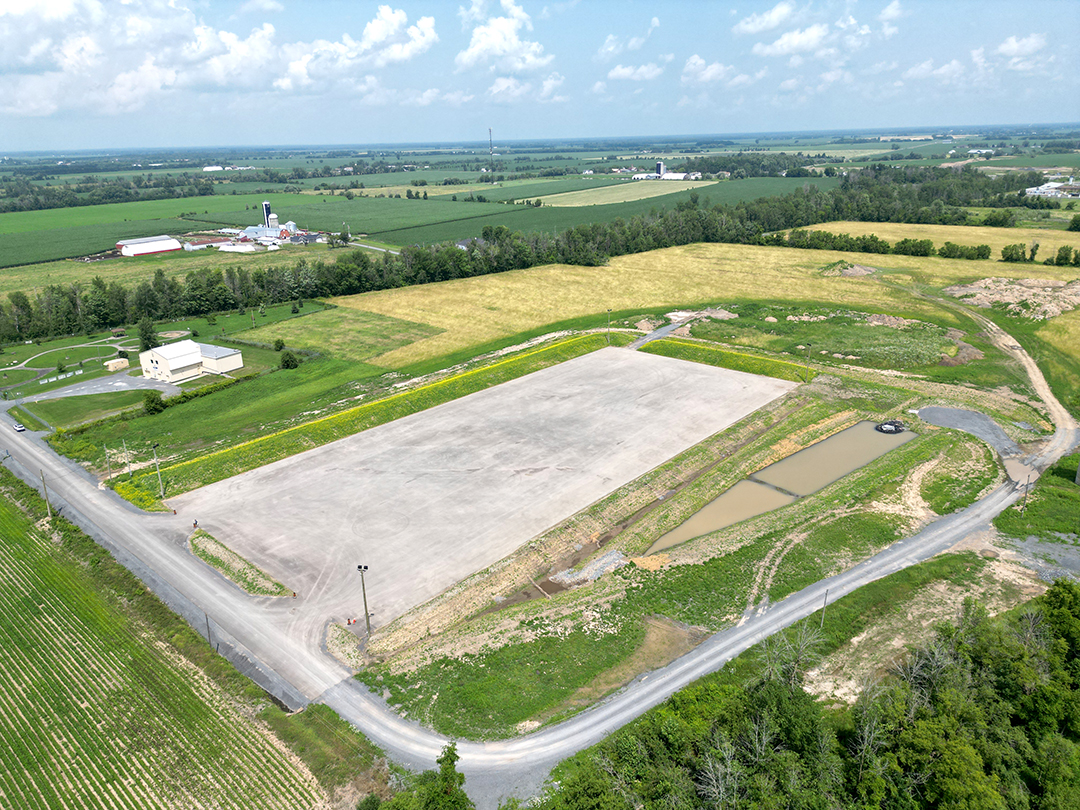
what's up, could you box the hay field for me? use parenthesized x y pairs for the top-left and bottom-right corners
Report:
(332, 243), (1012, 368)
(539, 180), (719, 206)
(807, 221), (1080, 260)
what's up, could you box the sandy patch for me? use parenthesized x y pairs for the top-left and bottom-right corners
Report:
(944, 277), (1080, 320)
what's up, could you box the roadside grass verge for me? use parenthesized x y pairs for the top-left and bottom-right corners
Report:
(361, 619), (645, 740)
(920, 435), (1000, 514)
(23, 390), (145, 428)
(547, 551), (990, 786)
(639, 337), (812, 382)
(6, 405), (47, 431)
(994, 453), (1080, 542)
(189, 529), (291, 596)
(0, 468), (357, 808)
(110, 333), (630, 505)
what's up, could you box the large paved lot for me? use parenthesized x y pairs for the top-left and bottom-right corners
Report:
(172, 348), (797, 627)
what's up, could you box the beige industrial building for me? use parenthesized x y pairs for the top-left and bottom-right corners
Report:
(139, 340), (243, 383)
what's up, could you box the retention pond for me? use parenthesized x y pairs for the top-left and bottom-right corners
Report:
(648, 421), (916, 554)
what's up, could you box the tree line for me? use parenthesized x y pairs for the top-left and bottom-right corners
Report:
(0, 165), (1066, 344)
(530, 579), (1080, 810)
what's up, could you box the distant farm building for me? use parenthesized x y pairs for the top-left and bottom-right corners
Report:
(139, 340), (242, 384)
(104, 358), (129, 372)
(116, 235), (183, 257)
(1026, 178), (1080, 198)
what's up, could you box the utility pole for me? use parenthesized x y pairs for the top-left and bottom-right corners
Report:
(122, 439), (131, 476)
(357, 564), (371, 637)
(804, 343), (813, 383)
(103, 444), (112, 480)
(152, 443), (164, 499)
(489, 127), (494, 175)
(607, 309), (612, 345)
(39, 470), (52, 520)
(1021, 474), (1032, 515)
(820, 588), (829, 630)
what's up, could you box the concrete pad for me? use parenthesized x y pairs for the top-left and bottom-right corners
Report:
(172, 348), (797, 627)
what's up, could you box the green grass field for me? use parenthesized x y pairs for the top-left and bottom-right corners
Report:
(994, 453), (1080, 541)
(24, 390), (144, 428)
(539, 180), (720, 206)
(0, 492), (326, 809)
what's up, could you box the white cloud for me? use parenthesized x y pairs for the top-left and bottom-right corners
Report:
(105, 56), (177, 112)
(591, 80), (606, 93)
(456, 0), (553, 72)
(879, 1), (903, 21)
(879, 1), (902, 38)
(237, 0), (284, 13)
(627, 16), (659, 50)
(778, 77), (799, 91)
(733, 2), (794, 35)
(752, 24), (829, 57)
(727, 69), (767, 89)
(539, 71), (566, 101)
(867, 59), (898, 74)
(596, 33), (621, 59)
(608, 62), (663, 81)
(487, 75), (532, 100)
(681, 54), (733, 84)
(902, 57), (964, 84)
(441, 89), (475, 105)
(996, 32), (1045, 57)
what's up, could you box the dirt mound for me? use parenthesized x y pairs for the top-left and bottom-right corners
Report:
(944, 277), (1080, 320)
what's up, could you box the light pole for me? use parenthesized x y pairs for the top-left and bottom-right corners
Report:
(152, 443), (164, 499)
(606, 309), (612, 345)
(357, 564), (371, 637)
(803, 343), (812, 383)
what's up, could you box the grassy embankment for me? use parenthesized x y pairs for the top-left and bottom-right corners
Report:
(24, 390), (145, 428)
(190, 529), (292, 596)
(0, 467), (386, 807)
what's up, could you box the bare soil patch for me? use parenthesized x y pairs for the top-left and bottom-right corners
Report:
(944, 277), (1080, 320)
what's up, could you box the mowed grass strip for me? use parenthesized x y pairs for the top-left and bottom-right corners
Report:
(119, 333), (619, 503)
(639, 337), (812, 382)
(0, 494), (324, 809)
(190, 530), (292, 596)
(335, 242), (978, 369)
(24, 390), (145, 428)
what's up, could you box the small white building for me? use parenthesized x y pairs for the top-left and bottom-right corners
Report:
(139, 340), (243, 383)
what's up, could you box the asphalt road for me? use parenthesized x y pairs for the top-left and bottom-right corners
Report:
(1, 320), (1076, 809)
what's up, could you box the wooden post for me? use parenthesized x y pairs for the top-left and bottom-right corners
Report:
(820, 588), (829, 630)
(39, 470), (52, 520)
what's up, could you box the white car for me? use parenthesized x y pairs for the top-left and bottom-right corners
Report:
(12, 423), (25, 432)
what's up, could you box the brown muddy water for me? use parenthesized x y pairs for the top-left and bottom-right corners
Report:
(648, 421), (915, 554)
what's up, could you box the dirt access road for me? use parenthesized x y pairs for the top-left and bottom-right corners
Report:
(2, 327), (1076, 809)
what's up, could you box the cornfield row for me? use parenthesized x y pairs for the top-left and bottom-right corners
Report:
(0, 497), (327, 809)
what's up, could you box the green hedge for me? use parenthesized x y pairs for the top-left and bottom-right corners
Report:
(119, 332), (626, 504)
(640, 337), (812, 382)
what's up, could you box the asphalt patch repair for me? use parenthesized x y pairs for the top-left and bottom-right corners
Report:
(172, 348), (797, 630)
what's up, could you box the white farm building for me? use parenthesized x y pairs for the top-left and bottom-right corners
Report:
(139, 340), (243, 384)
(116, 235), (183, 257)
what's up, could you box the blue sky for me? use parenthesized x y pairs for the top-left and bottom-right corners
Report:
(1, 0), (1077, 150)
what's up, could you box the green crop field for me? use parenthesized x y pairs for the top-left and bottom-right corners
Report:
(0, 493), (325, 809)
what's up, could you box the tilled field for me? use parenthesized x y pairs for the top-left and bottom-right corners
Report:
(0, 497), (327, 810)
